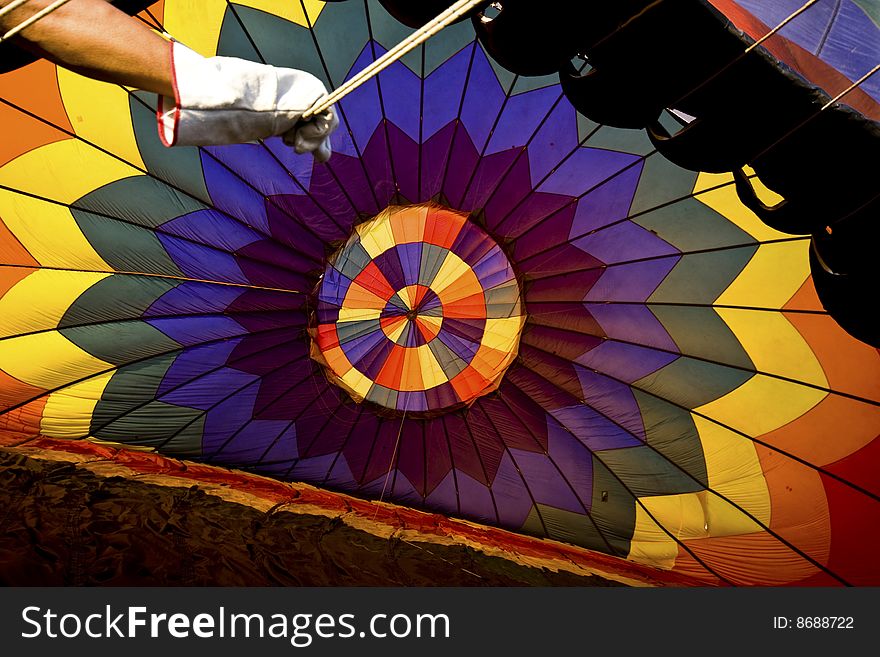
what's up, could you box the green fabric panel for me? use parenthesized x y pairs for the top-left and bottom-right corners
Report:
(649, 248), (755, 305)
(130, 92), (211, 203)
(649, 305), (755, 371)
(336, 319), (381, 343)
(484, 282), (521, 319)
(634, 198), (755, 253)
(419, 243), (449, 286)
(511, 73), (561, 94)
(853, 0), (880, 28)
(59, 276), (177, 329)
(588, 125), (655, 156)
(629, 154), (699, 216)
(314, 0), (372, 85)
(335, 240), (372, 280)
(91, 354), (175, 436)
(366, 384), (398, 408)
(589, 455), (635, 555)
(597, 444), (704, 498)
(484, 43), (516, 93)
(428, 337), (468, 378)
(76, 175), (204, 229)
(366, 0), (421, 74)
(60, 322), (181, 366)
(633, 389), (709, 488)
(94, 399), (205, 458)
(423, 21), (475, 76)
(635, 356), (754, 410)
(71, 210), (185, 277)
(223, 7), (330, 87)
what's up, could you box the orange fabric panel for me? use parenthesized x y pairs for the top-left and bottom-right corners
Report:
(0, 265), (35, 297)
(354, 261), (396, 299)
(0, 60), (71, 167)
(423, 207), (466, 249)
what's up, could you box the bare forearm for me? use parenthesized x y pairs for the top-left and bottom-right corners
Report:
(0, 0), (173, 95)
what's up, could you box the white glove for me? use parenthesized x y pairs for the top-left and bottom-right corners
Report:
(157, 41), (339, 162)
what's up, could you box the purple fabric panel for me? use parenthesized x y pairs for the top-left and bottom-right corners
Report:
(361, 123), (397, 207)
(485, 85), (562, 154)
(576, 340), (678, 384)
(147, 316), (244, 347)
(458, 47), (506, 150)
(569, 164), (644, 236)
(424, 470), (460, 515)
(524, 100), (579, 186)
(573, 220), (679, 265)
(439, 127), (480, 208)
(387, 123), (420, 202)
(157, 234), (247, 284)
(200, 153), (270, 234)
(338, 44), (383, 151)
(539, 147), (642, 198)
(585, 258), (678, 302)
(459, 148), (520, 211)
(549, 404), (643, 452)
(396, 242), (422, 285)
(203, 142), (310, 197)
(546, 420), (594, 512)
(419, 122), (457, 201)
(211, 420), (298, 467)
(422, 43), (474, 139)
(509, 448), (584, 515)
(160, 366), (257, 411)
(489, 452), (538, 528)
(159, 209), (262, 253)
(325, 152), (382, 216)
(146, 282), (242, 316)
(574, 367), (647, 441)
(587, 303), (680, 353)
(375, 52), (422, 141)
(156, 340), (242, 397)
(454, 470), (496, 523)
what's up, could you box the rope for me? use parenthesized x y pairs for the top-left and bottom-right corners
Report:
(302, 0), (485, 118)
(0, 0), (31, 20)
(0, 0), (72, 44)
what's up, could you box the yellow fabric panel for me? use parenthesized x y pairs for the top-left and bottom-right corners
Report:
(337, 308), (382, 322)
(340, 365), (373, 400)
(415, 344), (448, 389)
(716, 241), (810, 309)
(384, 319), (406, 343)
(418, 315), (443, 332)
(40, 373), (113, 439)
(629, 494), (709, 569)
(430, 252), (471, 295)
(0, 138), (138, 204)
(716, 308), (827, 387)
(356, 211), (397, 259)
(692, 415), (771, 531)
(481, 316), (524, 352)
(163, 1), (324, 56)
(0, 331), (112, 390)
(698, 374), (826, 439)
(0, 196), (110, 271)
(0, 270), (109, 339)
(694, 169), (786, 242)
(57, 68), (145, 170)
(696, 306), (827, 437)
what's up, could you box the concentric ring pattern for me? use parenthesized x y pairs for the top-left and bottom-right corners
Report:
(313, 203), (524, 414)
(1, 1), (879, 586)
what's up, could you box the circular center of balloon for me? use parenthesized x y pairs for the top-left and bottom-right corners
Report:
(312, 203), (525, 415)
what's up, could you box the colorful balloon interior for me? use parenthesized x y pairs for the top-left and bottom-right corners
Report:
(0, 1), (878, 586)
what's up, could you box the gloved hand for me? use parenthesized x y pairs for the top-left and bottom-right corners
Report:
(157, 41), (339, 162)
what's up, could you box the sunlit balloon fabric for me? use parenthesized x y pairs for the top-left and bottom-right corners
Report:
(1, 1), (879, 586)
(313, 204), (524, 413)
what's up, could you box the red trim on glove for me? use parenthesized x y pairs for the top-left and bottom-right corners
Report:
(156, 39), (182, 147)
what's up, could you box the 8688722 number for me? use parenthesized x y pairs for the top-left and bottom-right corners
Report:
(796, 617), (853, 629)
